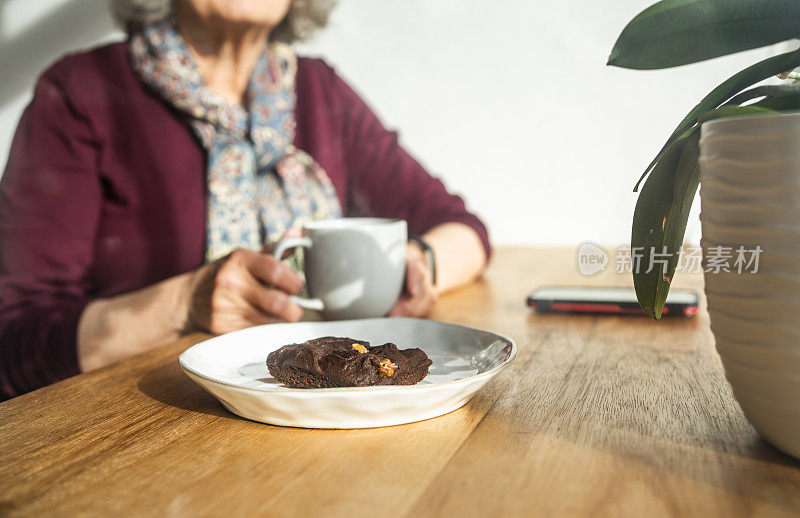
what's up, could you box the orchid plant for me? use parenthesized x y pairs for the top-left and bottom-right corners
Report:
(608, 0), (800, 318)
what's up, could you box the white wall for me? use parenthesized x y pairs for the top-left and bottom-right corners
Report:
(0, 0), (789, 246)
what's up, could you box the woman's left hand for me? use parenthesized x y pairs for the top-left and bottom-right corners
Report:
(389, 244), (438, 318)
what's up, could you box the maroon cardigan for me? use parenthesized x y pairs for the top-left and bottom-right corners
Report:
(0, 42), (490, 399)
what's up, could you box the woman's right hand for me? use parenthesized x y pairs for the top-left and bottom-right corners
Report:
(185, 247), (305, 334)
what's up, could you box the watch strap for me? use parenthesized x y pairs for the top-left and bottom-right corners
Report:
(408, 234), (437, 286)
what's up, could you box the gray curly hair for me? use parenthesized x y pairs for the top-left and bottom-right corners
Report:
(110, 0), (335, 43)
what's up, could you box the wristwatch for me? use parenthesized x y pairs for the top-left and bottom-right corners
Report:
(408, 235), (437, 286)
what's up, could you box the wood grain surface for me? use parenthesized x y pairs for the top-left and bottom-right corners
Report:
(1, 248), (798, 517)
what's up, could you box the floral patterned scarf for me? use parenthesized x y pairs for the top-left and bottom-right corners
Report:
(129, 21), (342, 263)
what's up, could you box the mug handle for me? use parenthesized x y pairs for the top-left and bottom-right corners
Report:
(271, 237), (324, 311)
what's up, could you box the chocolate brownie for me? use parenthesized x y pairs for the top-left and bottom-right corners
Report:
(266, 336), (433, 388)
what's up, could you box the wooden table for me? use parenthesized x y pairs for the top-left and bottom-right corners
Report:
(1, 248), (798, 517)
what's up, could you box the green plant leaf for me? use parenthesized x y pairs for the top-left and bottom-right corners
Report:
(723, 80), (800, 107)
(608, 0), (800, 70)
(698, 104), (777, 122)
(632, 129), (698, 319)
(632, 104), (777, 318)
(632, 49), (800, 191)
(753, 93), (800, 111)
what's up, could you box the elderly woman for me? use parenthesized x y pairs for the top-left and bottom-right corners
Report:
(0, 0), (489, 399)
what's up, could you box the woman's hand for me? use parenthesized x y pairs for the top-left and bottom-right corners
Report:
(78, 241), (305, 372)
(389, 244), (438, 318)
(185, 247), (305, 334)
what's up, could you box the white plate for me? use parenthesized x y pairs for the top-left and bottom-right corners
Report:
(179, 318), (516, 429)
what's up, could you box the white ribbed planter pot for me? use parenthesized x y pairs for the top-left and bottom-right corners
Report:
(699, 112), (800, 460)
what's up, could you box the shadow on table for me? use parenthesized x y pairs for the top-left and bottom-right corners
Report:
(469, 325), (800, 511)
(136, 362), (238, 421)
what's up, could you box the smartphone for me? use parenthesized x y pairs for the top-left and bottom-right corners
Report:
(527, 286), (699, 317)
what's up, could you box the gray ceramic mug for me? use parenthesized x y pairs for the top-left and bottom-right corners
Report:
(272, 218), (407, 320)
